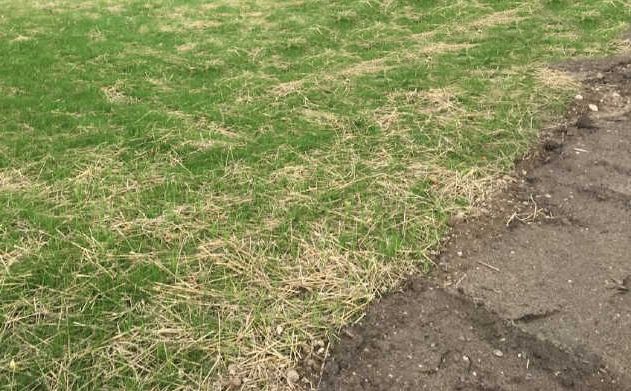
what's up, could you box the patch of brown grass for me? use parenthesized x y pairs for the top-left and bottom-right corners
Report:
(145, 76), (174, 92)
(409, 162), (511, 205)
(414, 42), (475, 56)
(338, 58), (391, 78)
(413, 88), (461, 112)
(176, 42), (197, 53)
(11, 35), (32, 43)
(270, 42), (473, 101)
(0, 234), (47, 270)
(271, 80), (304, 98)
(65, 147), (125, 185)
(613, 37), (631, 53)
(164, 111), (243, 151)
(152, 5), (223, 33)
(385, 87), (466, 127)
(407, 30), (438, 42)
(301, 109), (345, 130)
(535, 68), (579, 90)
(0, 169), (40, 192)
(373, 107), (400, 131)
(466, 9), (525, 30)
(152, 225), (414, 389)
(0, 83), (22, 96)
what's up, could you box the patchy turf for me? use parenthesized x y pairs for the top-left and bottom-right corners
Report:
(0, 0), (629, 389)
(318, 51), (631, 391)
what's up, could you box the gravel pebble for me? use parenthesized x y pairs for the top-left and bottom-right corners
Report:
(286, 369), (300, 384)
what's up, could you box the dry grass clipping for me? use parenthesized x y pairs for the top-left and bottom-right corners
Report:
(271, 80), (304, 97)
(301, 109), (345, 130)
(466, 9), (525, 30)
(385, 87), (466, 128)
(414, 42), (475, 56)
(101, 83), (136, 104)
(374, 107), (400, 131)
(0, 234), (47, 270)
(0, 169), (36, 192)
(269, 41), (474, 101)
(338, 58), (390, 78)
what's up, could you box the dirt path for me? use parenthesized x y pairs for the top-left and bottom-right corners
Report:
(317, 54), (631, 390)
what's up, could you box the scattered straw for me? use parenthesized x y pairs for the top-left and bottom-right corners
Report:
(101, 83), (136, 104)
(466, 9), (525, 30)
(271, 80), (304, 97)
(0, 234), (47, 270)
(0, 169), (38, 192)
(414, 42), (475, 56)
(176, 42), (197, 53)
(339, 58), (390, 78)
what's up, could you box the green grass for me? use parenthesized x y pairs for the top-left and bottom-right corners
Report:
(0, 0), (629, 389)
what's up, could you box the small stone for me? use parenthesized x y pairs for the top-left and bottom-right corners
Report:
(493, 349), (504, 357)
(286, 369), (300, 384)
(596, 72), (604, 79)
(449, 212), (466, 225)
(229, 377), (242, 388)
(457, 251), (463, 257)
(588, 104), (599, 112)
(276, 325), (283, 335)
(575, 94), (583, 100)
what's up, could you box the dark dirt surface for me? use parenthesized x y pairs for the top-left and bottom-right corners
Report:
(316, 53), (631, 391)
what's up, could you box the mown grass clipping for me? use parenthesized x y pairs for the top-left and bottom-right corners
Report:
(1, 0), (630, 389)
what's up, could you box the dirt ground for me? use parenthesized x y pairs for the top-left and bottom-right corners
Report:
(316, 52), (631, 390)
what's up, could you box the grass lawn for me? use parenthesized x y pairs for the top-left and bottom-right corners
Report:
(0, 0), (629, 389)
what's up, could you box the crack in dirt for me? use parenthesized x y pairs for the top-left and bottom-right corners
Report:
(511, 309), (561, 323)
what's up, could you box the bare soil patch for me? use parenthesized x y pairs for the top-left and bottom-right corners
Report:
(317, 53), (631, 390)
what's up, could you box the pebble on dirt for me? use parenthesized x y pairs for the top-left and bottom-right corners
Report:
(286, 369), (300, 384)
(229, 377), (242, 388)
